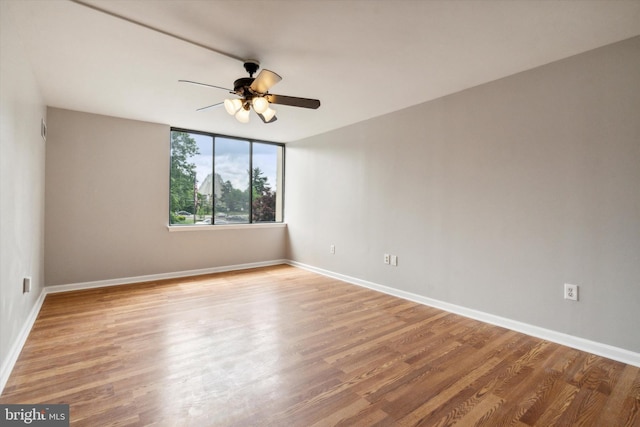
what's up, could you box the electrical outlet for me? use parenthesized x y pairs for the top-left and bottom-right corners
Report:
(330, 244), (335, 254)
(391, 255), (398, 266)
(384, 254), (390, 264)
(23, 277), (31, 293)
(564, 283), (578, 301)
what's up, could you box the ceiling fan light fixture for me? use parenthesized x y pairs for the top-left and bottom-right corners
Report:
(262, 107), (277, 122)
(224, 98), (242, 115)
(235, 106), (250, 123)
(252, 97), (269, 114)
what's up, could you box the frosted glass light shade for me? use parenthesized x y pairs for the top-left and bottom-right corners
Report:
(262, 107), (276, 122)
(252, 97), (269, 114)
(235, 107), (250, 123)
(224, 98), (242, 115)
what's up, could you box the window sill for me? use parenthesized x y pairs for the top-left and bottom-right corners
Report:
(167, 223), (287, 232)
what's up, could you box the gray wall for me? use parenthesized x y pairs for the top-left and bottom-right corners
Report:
(44, 109), (287, 286)
(0, 2), (46, 376)
(285, 37), (640, 353)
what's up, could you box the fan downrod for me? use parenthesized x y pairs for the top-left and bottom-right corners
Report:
(243, 60), (260, 77)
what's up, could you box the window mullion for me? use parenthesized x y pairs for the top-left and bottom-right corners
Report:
(211, 136), (216, 224)
(249, 141), (253, 223)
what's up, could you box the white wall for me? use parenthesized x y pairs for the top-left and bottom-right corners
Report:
(44, 109), (287, 286)
(285, 37), (640, 353)
(0, 2), (47, 384)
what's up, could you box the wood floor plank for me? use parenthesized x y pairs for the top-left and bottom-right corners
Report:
(396, 354), (504, 426)
(379, 328), (519, 420)
(437, 390), (505, 427)
(1, 265), (638, 426)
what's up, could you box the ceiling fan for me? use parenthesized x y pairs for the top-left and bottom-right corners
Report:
(180, 60), (321, 124)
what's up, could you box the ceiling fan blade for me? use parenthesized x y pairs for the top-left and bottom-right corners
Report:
(266, 94), (321, 109)
(250, 70), (282, 94)
(257, 112), (278, 124)
(196, 102), (223, 111)
(179, 80), (233, 92)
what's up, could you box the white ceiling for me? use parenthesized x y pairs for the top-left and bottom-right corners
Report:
(5, 0), (640, 143)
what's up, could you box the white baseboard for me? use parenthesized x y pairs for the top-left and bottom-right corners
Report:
(0, 289), (47, 395)
(287, 260), (640, 368)
(45, 259), (288, 294)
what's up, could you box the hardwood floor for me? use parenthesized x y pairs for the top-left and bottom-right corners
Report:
(1, 265), (638, 426)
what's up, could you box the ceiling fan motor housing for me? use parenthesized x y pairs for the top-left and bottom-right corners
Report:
(234, 77), (255, 97)
(234, 60), (262, 97)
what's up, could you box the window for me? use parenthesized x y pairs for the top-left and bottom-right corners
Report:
(169, 129), (284, 226)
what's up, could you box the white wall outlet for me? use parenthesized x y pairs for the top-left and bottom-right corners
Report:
(330, 244), (335, 254)
(23, 277), (31, 293)
(384, 254), (390, 264)
(564, 283), (578, 301)
(391, 255), (398, 266)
